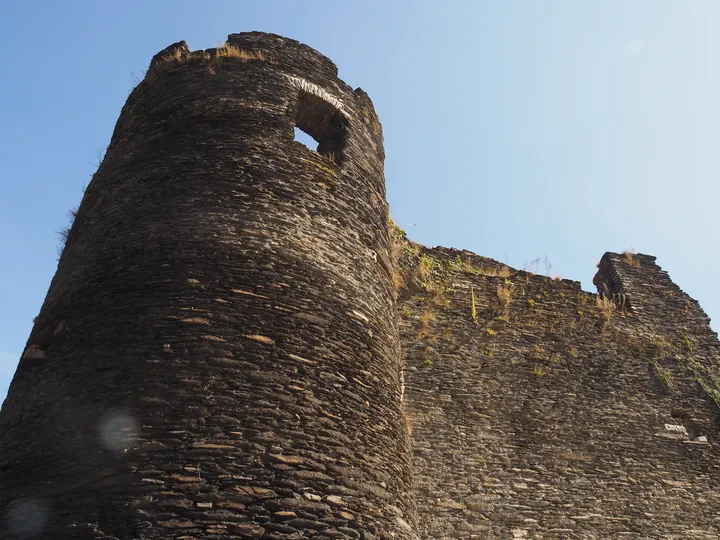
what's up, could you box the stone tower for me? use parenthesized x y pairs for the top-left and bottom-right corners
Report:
(0, 33), (415, 539)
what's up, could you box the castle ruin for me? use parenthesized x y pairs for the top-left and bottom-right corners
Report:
(1, 32), (720, 539)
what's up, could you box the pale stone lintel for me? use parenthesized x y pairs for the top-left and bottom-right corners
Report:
(665, 424), (688, 435)
(284, 75), (350, 119)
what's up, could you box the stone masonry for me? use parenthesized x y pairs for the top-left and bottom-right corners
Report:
(1, 32), (719, 539)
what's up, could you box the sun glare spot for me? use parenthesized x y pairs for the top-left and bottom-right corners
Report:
(99, 411), (140, 452)
(7, 497), (48, 537)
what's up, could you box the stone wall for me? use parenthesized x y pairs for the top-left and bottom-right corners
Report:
(0, 33), (415, 539)
(396, 235), (720, 539)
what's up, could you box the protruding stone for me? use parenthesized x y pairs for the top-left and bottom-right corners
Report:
(22, 345), (45, 361)
(231, 486), (277, 499)
(53, 321), (65, 336)
(229, 523), (265, 537)
(267, 453), (304, 464)
(293, 312), (331, 326)
(181, 317), (210, 325)
(200, 335), (226, 342)
(274, 511), (297, 520)
(158, 520), (197, 528)
(243, 334), (275, 345)
(193, 442), (235, 450)
(665, 424), (688, 435)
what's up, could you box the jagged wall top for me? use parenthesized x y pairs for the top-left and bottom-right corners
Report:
(134, 32), (386, 189)
(227, 32), (341, 82)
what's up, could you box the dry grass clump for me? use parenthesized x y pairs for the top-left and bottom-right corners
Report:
(153, 44), (271, 76)
(392, 271), (406, 292)
(56, 206), (79, 260)
(496, 283), (512, 305)
(458, 256), (511, 278)
(596, 296), (615, 323)
(417, 310), (434, 339)
(651, 333), (672, 350)
(493, 282), (513, 321)
(412, 253), (450, 306)
(625, 333), (673, 367)
(622, 248), (641, 268)
(159, 47), (186, 64)
(464, 254), (473, 272)
(481, 266), (511, 278)
(217, 43), (267, 61)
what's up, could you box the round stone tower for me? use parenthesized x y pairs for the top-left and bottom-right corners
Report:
(0, 32), (415, 539)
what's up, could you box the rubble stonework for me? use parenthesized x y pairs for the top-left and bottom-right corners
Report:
(397, 244), (720, 539)
(1, 32), (719, 539)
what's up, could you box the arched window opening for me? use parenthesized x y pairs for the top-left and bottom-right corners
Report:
(294, 126), (318, 152)
(293, 89), (347, 165)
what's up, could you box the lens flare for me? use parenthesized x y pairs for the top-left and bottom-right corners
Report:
(7, 497), (48, 537)
(99, 411), (140, 452)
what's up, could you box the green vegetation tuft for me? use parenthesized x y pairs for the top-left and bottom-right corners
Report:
(471, 286), (479, 325)
(650, 358), (675, 391)
(681, 334), (693, 353)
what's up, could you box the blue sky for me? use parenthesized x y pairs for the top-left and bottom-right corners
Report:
(1, 1), (718, 403)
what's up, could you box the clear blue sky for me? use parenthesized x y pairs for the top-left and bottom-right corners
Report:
(1, 1), (718, 403)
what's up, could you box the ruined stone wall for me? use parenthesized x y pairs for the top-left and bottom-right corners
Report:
(0, 33), (415, 539)
(397, 236), (720, 539)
